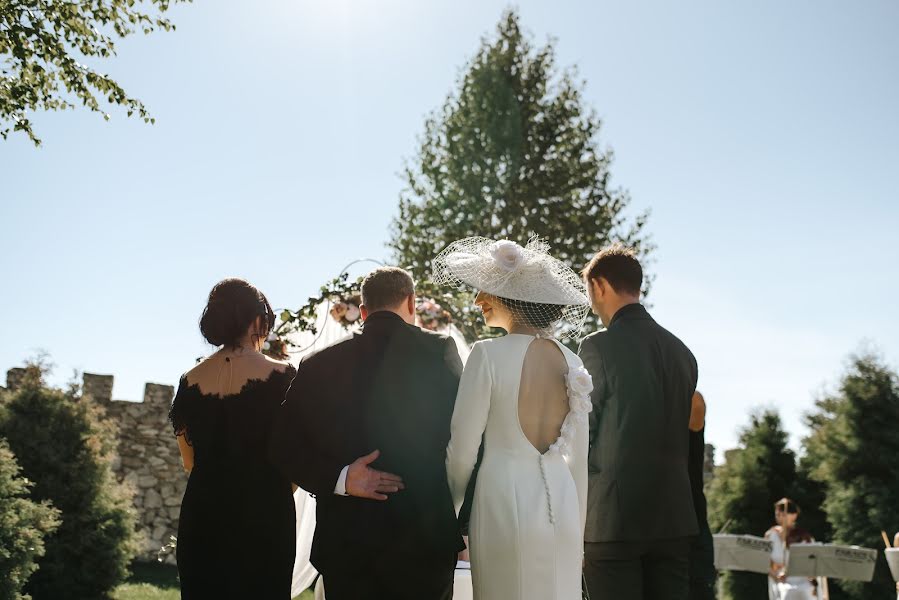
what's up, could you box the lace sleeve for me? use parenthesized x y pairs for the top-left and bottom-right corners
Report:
(168, 376), (191, 443)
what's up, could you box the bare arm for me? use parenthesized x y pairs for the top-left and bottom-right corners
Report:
(176, 434), (194, 473)
(689, 391), (706, 432)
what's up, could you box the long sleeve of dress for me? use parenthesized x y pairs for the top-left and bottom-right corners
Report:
(446, 341), (492, 515)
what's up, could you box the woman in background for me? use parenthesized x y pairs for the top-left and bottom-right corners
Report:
(170, 278), (297, 599)
(766, 498), (816, 600)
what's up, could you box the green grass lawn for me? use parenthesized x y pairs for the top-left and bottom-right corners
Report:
(112, 563), (313, 600)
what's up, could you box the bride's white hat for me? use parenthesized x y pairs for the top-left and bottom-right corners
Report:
(432, 236), (590, 338)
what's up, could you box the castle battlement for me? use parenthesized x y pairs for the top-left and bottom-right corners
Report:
(4, 368), (185, 564)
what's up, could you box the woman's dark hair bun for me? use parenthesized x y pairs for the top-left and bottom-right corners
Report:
(199, 278), (275, 348)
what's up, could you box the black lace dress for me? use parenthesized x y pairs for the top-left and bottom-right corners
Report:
(169, 366), (297, 599)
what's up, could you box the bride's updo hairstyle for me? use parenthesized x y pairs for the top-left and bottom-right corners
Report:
(199, 278), (275, 348)
(495, 297), (564, 330)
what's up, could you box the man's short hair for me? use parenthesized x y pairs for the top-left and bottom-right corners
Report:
(361, 267), (415, 311)
(582, 244), (643, 296)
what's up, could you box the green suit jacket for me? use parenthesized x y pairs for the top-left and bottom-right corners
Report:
(578, 303), (699, 543)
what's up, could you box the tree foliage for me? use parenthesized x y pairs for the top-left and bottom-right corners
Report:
(706, 409), (825, 600)
(0, 0), (189, 145)
(389, 9), (652, 342)
(803, 351), (899, 600)
(0, 439), (60, 600)
(0, 364), (137, 599)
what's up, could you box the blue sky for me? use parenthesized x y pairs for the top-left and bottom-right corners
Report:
(2, 0), (897, 459)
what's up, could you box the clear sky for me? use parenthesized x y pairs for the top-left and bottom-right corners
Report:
(2, 0), (897, 460)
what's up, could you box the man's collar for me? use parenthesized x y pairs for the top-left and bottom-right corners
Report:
(362, 310), (407, 326)
(608, 302), (649, 327)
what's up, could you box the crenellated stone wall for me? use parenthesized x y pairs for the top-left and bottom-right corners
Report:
(4, 368), (186, 564)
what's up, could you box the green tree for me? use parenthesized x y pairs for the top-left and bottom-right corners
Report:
(389, 9), (652, 342)
(0, 439), (60, 600)
(0, 363), (137, 599)
(0, 0), (189, 146)
(804, 351), (899, 600)
(707, 409), (818, 600)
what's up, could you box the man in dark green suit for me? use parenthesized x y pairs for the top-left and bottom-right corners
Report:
(578, 245), (699, 600)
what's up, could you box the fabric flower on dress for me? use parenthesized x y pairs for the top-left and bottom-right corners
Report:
(489, 240), (525, 273)
(547, 364), (594, 456)
(567, 366), (594, 399)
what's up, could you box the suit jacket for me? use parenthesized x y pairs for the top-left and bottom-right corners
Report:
(578, 303), (699, 543)
(269, 311), (465, 570)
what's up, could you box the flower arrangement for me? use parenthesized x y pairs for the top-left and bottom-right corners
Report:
(416, 298), (453, 331)
(261, 274), (461, 360)
(262, 273), (363, 360)
(328, 292), (363, 328)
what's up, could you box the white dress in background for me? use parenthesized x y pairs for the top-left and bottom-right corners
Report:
(446, 335), (592, 600)
(766, 530), (816, 600)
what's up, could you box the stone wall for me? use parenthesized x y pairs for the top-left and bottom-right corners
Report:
(4, 368), (186, 564)
(88, 373), (185, 563)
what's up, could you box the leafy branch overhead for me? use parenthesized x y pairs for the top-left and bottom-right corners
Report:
(0, 0), (190, 145)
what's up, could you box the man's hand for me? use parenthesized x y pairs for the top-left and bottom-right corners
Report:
(345, 449), (405, 501)
(458, 535), (470, 562)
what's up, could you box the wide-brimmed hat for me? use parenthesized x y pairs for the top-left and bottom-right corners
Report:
(432, 236), (589, 337)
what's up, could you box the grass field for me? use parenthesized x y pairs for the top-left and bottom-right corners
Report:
(112, 563), (314, 600)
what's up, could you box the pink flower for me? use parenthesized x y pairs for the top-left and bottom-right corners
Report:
(345, 304), (361, 322)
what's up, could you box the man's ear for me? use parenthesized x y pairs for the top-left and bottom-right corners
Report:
(407, 294), (416, 315)
(360, 305), (370, 321)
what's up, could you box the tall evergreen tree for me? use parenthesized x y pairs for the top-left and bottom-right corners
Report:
(389, 9), (651, 342)
(707, 409), (811, 600)
(804, 351), (899, 600)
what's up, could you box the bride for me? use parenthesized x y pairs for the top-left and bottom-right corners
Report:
(435, 237), (593, 600)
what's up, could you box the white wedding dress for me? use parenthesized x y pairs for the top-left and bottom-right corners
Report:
(446, 334), (592, 600)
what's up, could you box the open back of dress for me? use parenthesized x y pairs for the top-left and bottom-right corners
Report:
(446, 335), (592, 600)
(518, 338), (570, 454)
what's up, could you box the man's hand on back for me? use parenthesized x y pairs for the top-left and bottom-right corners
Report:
(345, 449), (405, 501)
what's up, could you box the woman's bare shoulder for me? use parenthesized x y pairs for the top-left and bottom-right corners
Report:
(261, 355), (293, 373)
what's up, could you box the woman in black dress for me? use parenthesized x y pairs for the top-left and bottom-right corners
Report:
(170, 278), (297, 599)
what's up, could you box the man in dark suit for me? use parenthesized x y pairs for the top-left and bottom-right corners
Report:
(578, 245), (699, 600)
(270, 267), (464, 600)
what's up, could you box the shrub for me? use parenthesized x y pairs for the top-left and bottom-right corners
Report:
(0, 439), (61, 600)
(0, 367), (138, 598)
